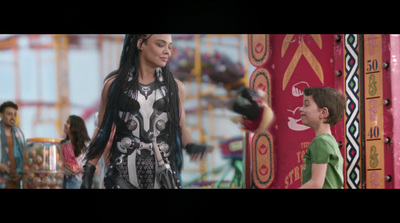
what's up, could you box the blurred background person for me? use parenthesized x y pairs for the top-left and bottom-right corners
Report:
(62, 115), (90, 189)
(0, 101), (25, 189)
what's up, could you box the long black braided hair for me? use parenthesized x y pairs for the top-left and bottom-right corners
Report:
(85, 34), (184, 172)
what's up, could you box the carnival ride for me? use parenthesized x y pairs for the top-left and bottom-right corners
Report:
(0, 34), (123, 137)
(171, 35), (248, 188)
(0, 34), (249, 188)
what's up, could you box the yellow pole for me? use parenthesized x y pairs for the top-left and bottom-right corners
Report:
(54, 34), (70, 137)
(242, 34), (249, 87)
(192, 34), (208, 178)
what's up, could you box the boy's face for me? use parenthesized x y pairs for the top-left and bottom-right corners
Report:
(300, 95), (324, 128)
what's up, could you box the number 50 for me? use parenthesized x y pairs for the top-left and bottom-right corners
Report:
(367, 59), (378, 72)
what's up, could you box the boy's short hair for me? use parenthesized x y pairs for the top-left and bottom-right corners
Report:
(303, 87), (345, 127)
(0, 101), (18, 114)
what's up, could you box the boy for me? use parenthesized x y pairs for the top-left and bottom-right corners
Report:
(299, 87), (345, 189)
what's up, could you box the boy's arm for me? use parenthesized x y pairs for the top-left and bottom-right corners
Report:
(300, 163), (327, 189)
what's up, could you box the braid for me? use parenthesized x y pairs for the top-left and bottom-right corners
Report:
(85, 34), (146, 161)
(162, 65), (184, 171)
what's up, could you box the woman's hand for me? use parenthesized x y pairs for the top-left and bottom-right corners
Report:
(188, 145), (214, 161)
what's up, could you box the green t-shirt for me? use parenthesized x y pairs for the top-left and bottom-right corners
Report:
(302, 133), (344, 189)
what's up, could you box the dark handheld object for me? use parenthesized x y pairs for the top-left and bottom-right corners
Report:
(229, 87), (274, 133)
(230, 87), (261, 121)
(185, 143), (207, 159)
(80, 162), (96, 189)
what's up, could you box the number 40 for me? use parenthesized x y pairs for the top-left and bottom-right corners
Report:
(368, 126), (380, 138)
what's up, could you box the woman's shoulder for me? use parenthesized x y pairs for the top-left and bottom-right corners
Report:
(174, 78), (183, 86)
(101, 73), (117, 96)
(104, 70), (118, 84)
(174, 78), (186, 91)
(104, 73), (117, 87)
(174, 78), (186, 98)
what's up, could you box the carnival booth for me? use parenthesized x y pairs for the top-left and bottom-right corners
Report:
(245, 34), (400, 189)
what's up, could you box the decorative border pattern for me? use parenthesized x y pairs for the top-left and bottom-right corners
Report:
(248, 35), (269, 67)
(364, 34), (385, 188)
(249, 68), (274, 188)
(249, 68), (271, 105)
(247, 35), (274, 188)
(252, 132), (274, 188)
(344, 34), (362, 189)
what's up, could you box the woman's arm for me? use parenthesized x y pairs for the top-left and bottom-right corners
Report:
(81, 76), (116, 189)
(176, 79), (194, 147)
(87, 75), (116, 166)
(175, 79), (213, 161)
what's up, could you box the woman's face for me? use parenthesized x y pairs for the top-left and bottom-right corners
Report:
(64, 118), (71, 136)
(138, 34), (173, 68)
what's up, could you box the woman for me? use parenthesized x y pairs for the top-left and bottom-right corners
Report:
(62, 115), (90, 189)
(81, 34), (212, 189)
